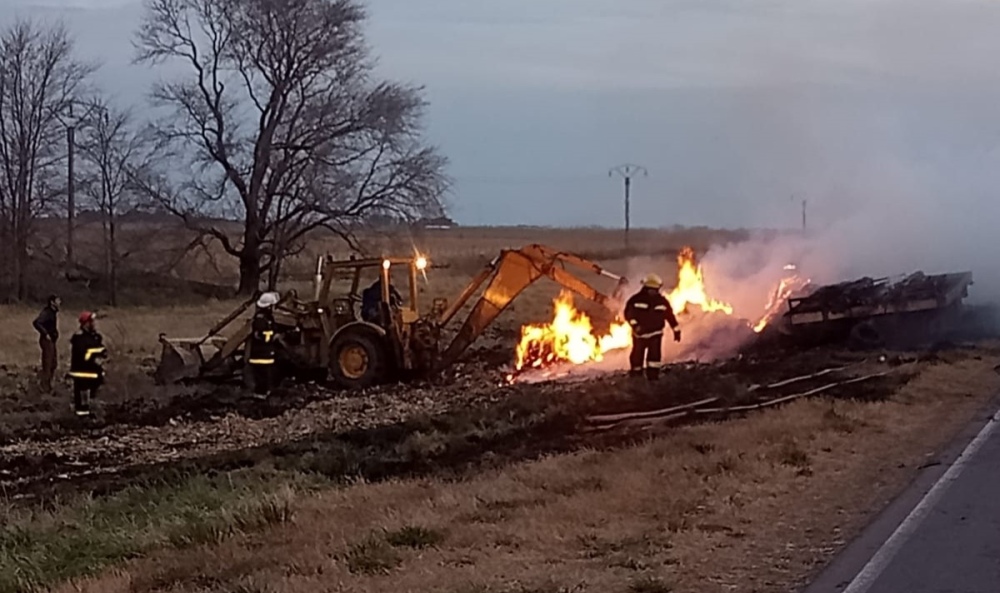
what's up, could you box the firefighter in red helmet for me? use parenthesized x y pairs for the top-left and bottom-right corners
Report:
(69, 311), (107, 416)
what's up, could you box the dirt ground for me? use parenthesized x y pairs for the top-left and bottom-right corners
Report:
(33, 343), (999, 593)
(0, 336), (916, 503)
(3, 243), (998, 591)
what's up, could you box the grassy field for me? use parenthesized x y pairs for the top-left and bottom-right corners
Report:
(4, 263), (614, 370)
(9, 349), (997, 593)
(31, 222), (752, 299)
(3, 225), (998, 593)
(8, 225), (702, 368)
(6, 302), (239, 369)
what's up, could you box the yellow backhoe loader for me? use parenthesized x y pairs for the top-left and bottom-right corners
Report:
(154, 244), (627, 390)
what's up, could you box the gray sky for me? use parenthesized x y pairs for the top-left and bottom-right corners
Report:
(5, 0), (1000, 230)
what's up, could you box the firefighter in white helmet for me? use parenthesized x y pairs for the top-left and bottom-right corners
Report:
(247, 291), (280, 395)
(624, 273), (681, 380)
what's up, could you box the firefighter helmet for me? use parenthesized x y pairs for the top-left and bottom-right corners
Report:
(78, 311), (95, 325)
(256, 291), (280, 309)
(642, 273), (663, 289)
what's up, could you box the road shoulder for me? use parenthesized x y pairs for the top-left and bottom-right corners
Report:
(803, 389), (1000, 593)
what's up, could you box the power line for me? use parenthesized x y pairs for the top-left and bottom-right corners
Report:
(452, 174), (605, 185)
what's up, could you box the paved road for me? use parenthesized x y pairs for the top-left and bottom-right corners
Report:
(805, 403), (1000, 593)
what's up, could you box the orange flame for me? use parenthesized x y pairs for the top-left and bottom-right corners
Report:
(752, 268), (810, 333)
(510, 248), (806, 378)
(514, 291), (631, 372)
(512, 246), (736, 376)
(666, 247), (733, 315)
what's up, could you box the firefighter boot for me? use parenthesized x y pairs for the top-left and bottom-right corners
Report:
(74, 384), (91, 416)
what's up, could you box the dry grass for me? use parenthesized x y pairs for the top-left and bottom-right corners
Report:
(3, 302), (239, 368)
(50, 222), (748, 286)
(58, 352), (1000, 593)
(3, 244), (641, 369)
(6, 224), (724, 368)
(0, 275), (560, 369)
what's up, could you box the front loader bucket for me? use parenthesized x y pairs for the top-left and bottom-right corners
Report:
(154, 335), (226, 385)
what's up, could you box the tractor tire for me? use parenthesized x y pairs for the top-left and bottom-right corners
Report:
(329, 331), (387, 390)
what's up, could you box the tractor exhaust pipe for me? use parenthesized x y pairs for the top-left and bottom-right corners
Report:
(314, 256), (324, 301)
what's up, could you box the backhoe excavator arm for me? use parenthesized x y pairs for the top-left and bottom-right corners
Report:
(438, 244), (628, 368)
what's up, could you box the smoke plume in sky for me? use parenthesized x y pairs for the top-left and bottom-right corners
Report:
(3, 0), (998, 296)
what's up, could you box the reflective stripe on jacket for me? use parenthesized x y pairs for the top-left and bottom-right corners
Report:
(70, 330), (106, 380)
(248, 310), (277, 365)
(624, 287), (679, 336)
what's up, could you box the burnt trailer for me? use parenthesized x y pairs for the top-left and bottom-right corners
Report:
(775, 271), (974, 348)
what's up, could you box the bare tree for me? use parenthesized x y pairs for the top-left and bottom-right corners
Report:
(134, 0), (449, 295)
(0, 20), (92, 300)
(76, 99), (151, 305)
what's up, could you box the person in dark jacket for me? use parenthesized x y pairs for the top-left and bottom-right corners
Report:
(69, 311), (107, 416)
(247, 292), (280, 396)
(624, 274), (681, 380)
(361, 277), (403, 324)
(32, 295), (61, 392)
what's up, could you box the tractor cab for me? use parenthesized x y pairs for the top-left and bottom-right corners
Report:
(315, 255), (427, 329)
(278, 253), (437, 388)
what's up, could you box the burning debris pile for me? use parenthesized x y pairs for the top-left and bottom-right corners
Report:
(510, 247), (808, 382)
(514, 292), (631, 371)
(779, 270), (975, 347)
(507, 242), (979, 384)
(753, 266), (812, 333)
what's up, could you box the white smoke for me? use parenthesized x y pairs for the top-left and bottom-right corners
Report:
(613, 194), (994, 370)
(518, 209), (990, 383)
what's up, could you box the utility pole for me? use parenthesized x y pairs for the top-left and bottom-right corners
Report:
(59, 101), (94, 268)
(609, 163), (648, 249)
(790, 194), (806, 232)
(67, 122), (75, 266)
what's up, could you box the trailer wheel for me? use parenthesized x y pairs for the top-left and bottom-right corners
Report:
(329, 331), (387, 390)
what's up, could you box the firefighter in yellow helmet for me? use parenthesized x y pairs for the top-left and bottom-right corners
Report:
(624, 273), (681, 380)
